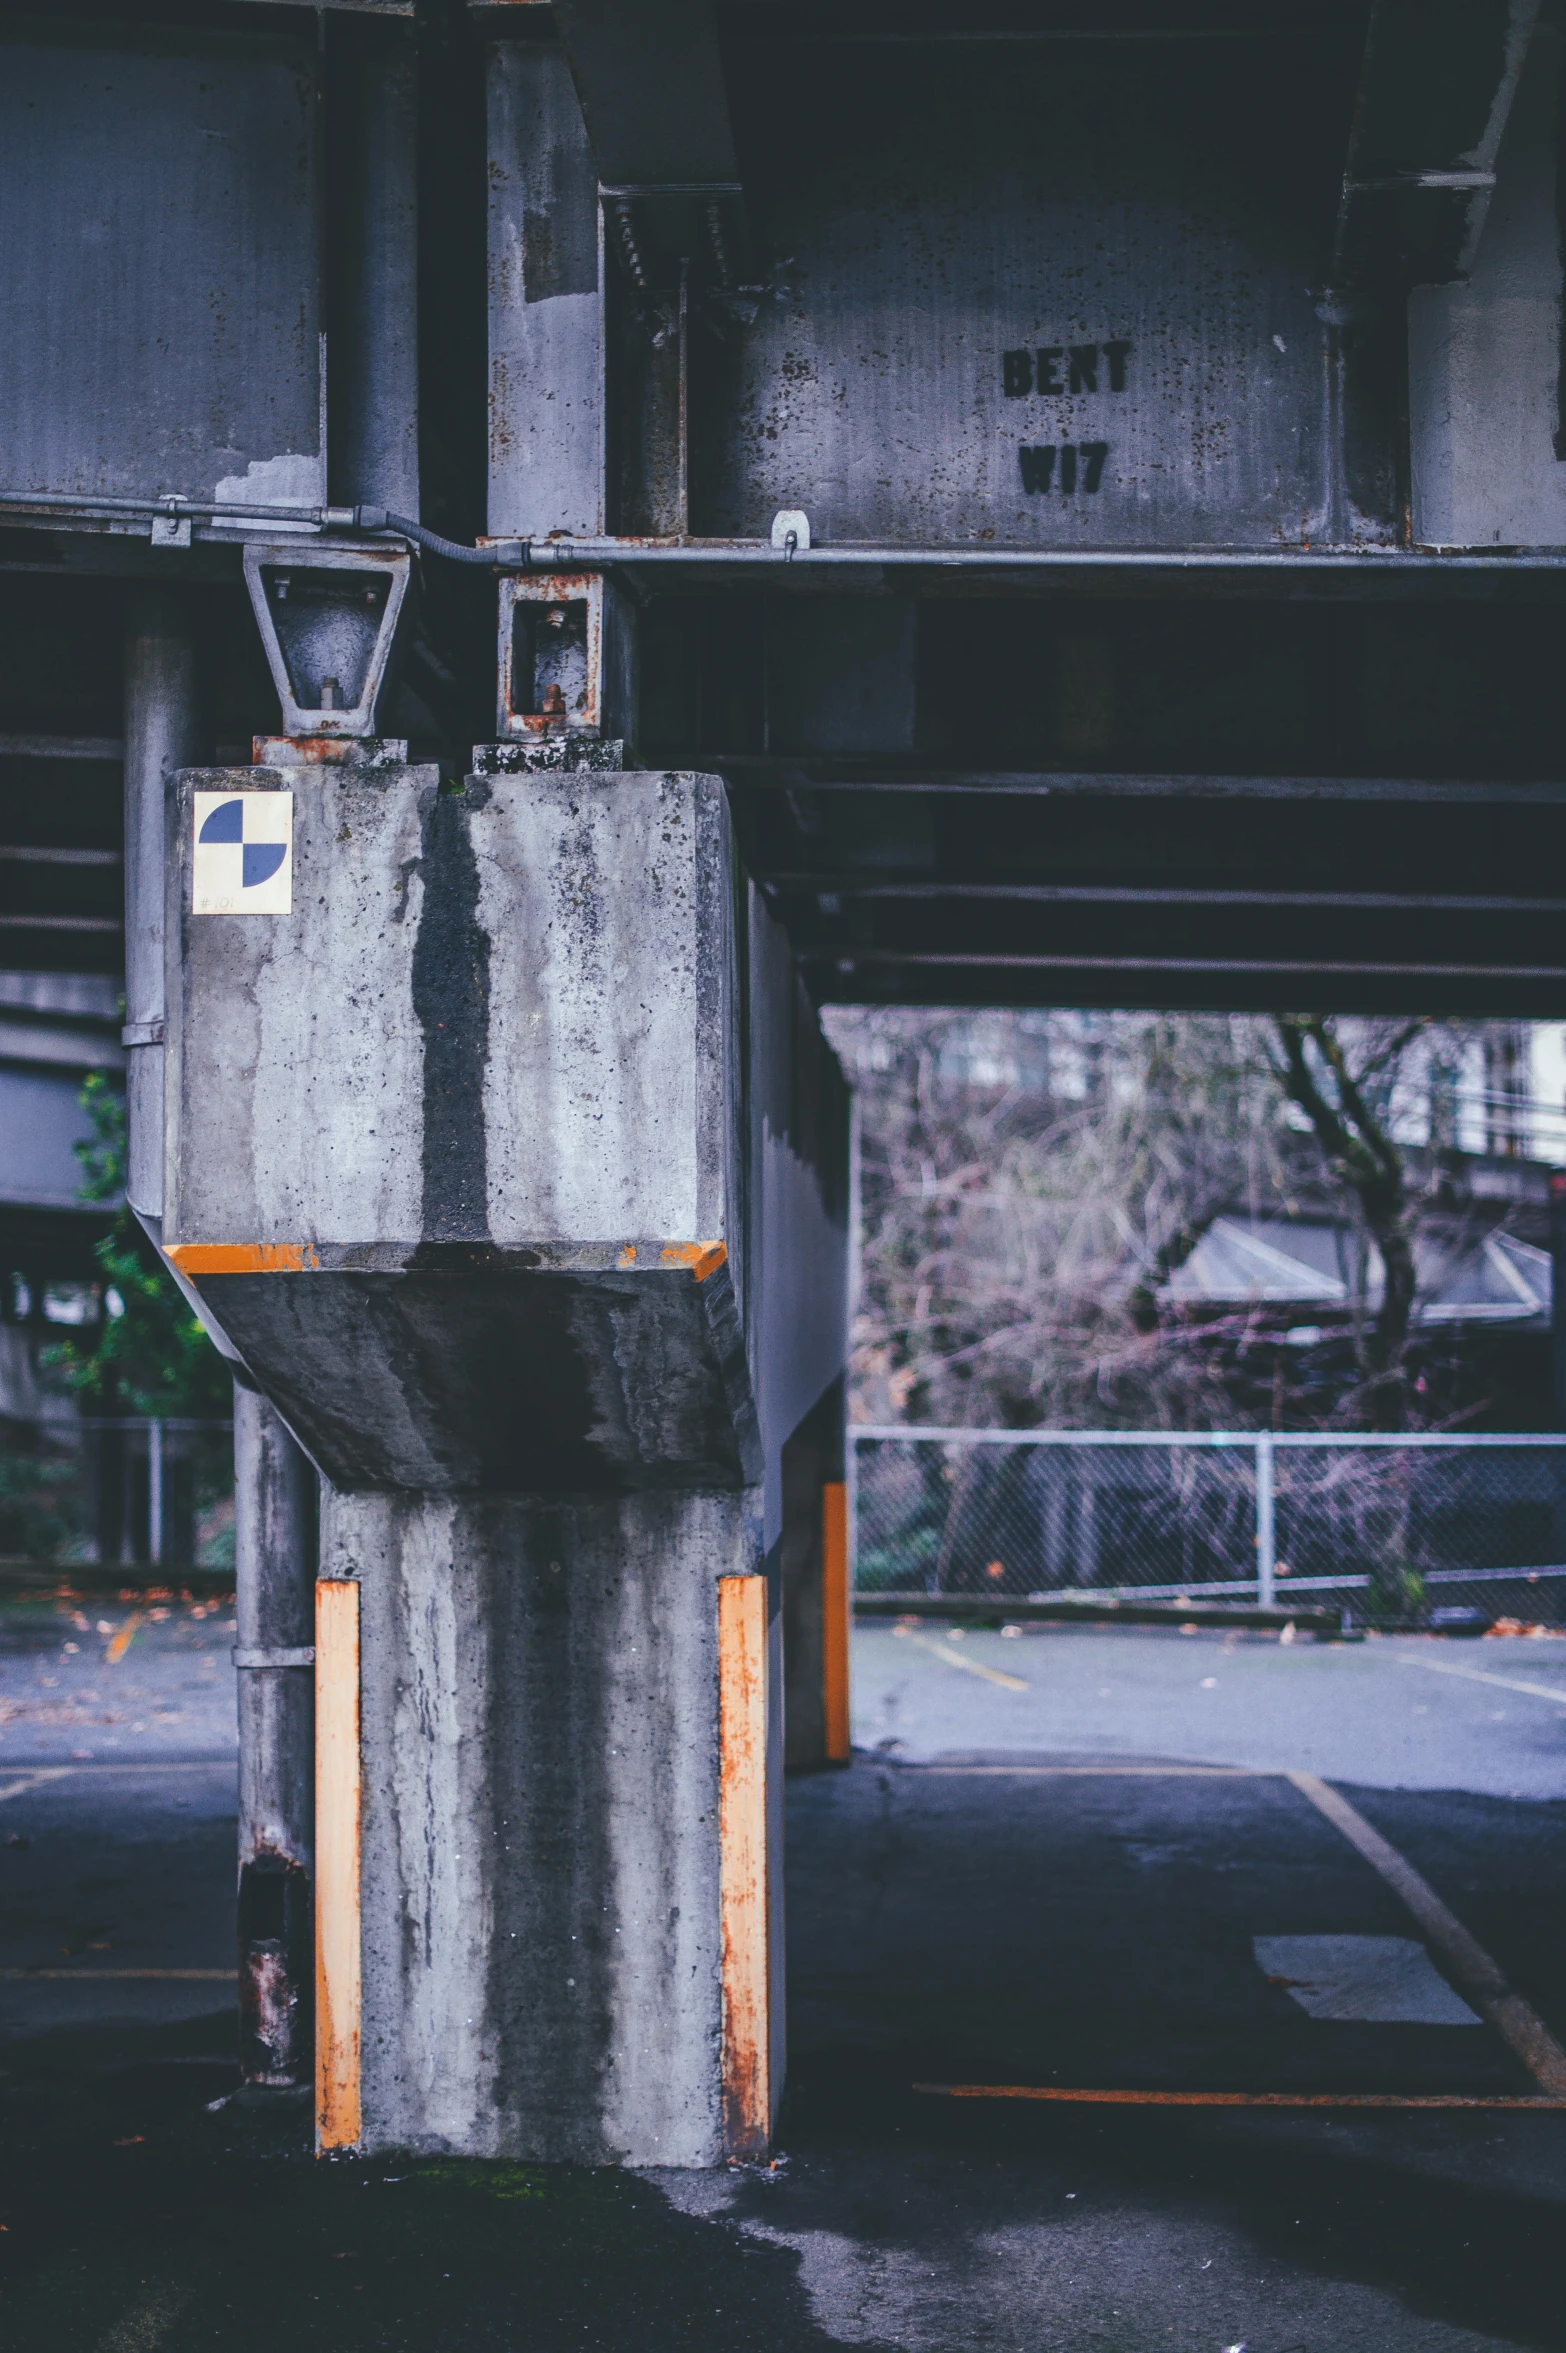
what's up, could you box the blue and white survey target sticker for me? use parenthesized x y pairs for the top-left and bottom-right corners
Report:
(192, 791), (293, 915)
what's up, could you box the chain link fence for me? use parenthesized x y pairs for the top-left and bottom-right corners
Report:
(0, 1414), (235, 1571)
(852, 1427), (1566, 1630)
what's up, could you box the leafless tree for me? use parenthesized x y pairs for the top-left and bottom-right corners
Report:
(1268, 1016), (1424, 1429)
(827, 1005), (1526, 1435)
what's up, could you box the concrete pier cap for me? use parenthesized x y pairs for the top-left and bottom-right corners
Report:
(161, 758), (849, 2163)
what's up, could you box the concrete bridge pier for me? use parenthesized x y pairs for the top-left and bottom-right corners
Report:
(160, 757), (848, 2162)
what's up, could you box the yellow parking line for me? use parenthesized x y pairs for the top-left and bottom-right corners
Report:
(0, 1769), (72, 1804)
(1395, 1653), (1566, 1708)
(14, 1761), (231, 1774)
(1287, 1770), (1566, 2096)
(915, 1764), (1259, 1776)
(891, 1625), (1027, 1691)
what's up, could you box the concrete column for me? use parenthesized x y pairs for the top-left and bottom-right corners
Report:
(233, 1381), (317, 2090)
(780, 1377), (848, 1769)
(160, 761), (847, 2162)
(487, 41), (603, 536)
(339, 1487), (748, 2161)
(122, 587), (200, 1223)
(328, 15), (420, 516)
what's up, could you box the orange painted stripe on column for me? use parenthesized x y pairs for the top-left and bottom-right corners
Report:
(718, 1573), (769, 2157)
(315, 1579), (362, 2153)
(821, 1483), (851, 1763)
(166, 1242), (320, 1274)
(661, 1240), (728, 1281)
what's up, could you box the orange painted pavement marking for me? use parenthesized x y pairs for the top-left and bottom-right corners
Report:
(916, 2085), (1566, 2110)
(105, 1613), (143, 1665)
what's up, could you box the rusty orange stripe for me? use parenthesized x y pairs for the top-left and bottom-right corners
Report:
(316, 1579), (362, 2153)
(166, 1243), (319, 1275)
(718, 1574), (770, 2157)
(915, 2085), (1566, 2110)
(822, 1483), (851, 1764)
(661, 1241), (728, 1281)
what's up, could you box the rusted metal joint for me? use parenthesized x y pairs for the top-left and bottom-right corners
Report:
(609, 195), (649, 293)
(238, 1850), (312, 2091)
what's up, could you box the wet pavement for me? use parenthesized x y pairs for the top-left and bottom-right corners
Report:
(0, 1582), (237, 1763)
(1, 1608), (1563, 2350)
(852, 1620), (1566, 1800)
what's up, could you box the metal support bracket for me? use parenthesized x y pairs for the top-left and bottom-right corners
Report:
(243, 541), (414, 739)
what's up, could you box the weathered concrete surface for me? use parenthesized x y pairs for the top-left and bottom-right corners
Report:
(699, 40), (1364, 547)
(198, 1254), (755, 1495)
(233, 1383), (316, 2089)
(1410, 19), (1566, 547)
(743, 881), (849, 1556)
(167, 763), (434, 1249)
(474, 770), (730, 1244)
(339, 1485), (749, 2164)
(487, 41), (604, 540)
(167, 766), (732, 1249)
(163, 759), (848, 2161)
(165, 766), (758, 1494)
(743, 885), (848, 1804)
(0, 21), (324, 510)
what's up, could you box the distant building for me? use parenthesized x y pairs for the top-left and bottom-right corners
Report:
(0, 972), (121, 1421)
(1164, 1153), (1556, 1428)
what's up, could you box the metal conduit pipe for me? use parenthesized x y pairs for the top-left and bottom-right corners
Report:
(122, 588), (200, 1224)
(15, 493), (1566, 572)
(364, 519), (1566, 574)
(5, 490), (364, 527)
(233, 1386), (318, 2094)
(122, 591), (318, 2095)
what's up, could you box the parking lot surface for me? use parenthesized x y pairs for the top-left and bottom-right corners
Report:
(1, 1604), (1562, 2350)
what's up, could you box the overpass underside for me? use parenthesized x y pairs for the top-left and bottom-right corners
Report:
(2, 0), (1564, 2163)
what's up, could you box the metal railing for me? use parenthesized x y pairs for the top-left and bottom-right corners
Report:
(851, 1426), (1566, 1629)
(0, 1414), (235, 1571)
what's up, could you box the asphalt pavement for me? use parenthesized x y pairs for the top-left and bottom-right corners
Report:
(852, 1619), (1566, 1799)
(1, 1595), (1563, 2351)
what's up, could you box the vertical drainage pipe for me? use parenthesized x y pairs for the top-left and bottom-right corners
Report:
(122, 588), (199, 1229)
(329, 11), (420, 519)
(234, 1386), (318, 2091)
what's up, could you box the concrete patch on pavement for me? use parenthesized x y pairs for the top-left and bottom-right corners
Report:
(1255, 1935), (1482, 2025)
(651, 2156), (1528, 2353)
